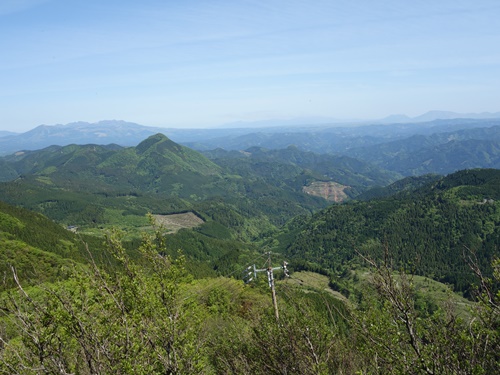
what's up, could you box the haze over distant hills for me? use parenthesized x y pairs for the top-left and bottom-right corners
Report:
(0, 111), (499, 178)
(376, 110), (500, 124)
(1, 110), (500, 152)
(0, 120), (166, 153)
(0, 120), (258, 155)
(218, 110), (500, 128)
(0, 130), (17, 138)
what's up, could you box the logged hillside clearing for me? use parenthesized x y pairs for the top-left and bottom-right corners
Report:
(154, 212), (205, 233)
(303, 181), (350, 202)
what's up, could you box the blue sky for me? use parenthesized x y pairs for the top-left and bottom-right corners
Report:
(1, 0), (500, 131)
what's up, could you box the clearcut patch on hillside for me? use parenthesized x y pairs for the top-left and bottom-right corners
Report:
(154, 212), (205, 233)
(303, 181), (349, 202)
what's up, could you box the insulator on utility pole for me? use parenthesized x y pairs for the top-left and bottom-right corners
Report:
(243, 252), (288, 322)
(283, 261), (289, 278)
(267, 267), (274, 288)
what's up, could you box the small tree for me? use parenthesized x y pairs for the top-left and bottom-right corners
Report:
(0, 226), (209, 374)
(355, 247), (500, 374)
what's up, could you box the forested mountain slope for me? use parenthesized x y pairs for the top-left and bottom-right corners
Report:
(344, 126), (500, 175)
(273, 169), (500, 294)
(1, 134), (221, 189)
(191, 123), (500, 177)
(0, 133), (406, 237)
(0, 200), (107, 289)
(2, 132), (498, 296)
(0, 135), (334, 243)
(1, 148), (499, 373)
(203, 146), (401, 196)
(356, 174), (442, 200)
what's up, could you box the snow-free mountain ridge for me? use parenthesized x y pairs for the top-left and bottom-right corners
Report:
(1, 111), (500, 156)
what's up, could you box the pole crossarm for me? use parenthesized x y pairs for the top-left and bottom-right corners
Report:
(242, 253), (289, 321)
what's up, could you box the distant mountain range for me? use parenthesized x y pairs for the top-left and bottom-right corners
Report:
(343, 125), (500, 175)
(0, 130), (17, 138)
(187, 120), (500, 177)
(1, 112), (500, 155)
(0, 121), (167, 155)
(1, 114), (499, 178)
(377, 110), (500, 124)
(216, 110), (500, 128)
(0, 120), (282, 155)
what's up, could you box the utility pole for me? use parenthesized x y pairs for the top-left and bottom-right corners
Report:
(243, 252), (289, 321)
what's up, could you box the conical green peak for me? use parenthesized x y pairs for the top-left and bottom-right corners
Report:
(136, 133), (170, 154)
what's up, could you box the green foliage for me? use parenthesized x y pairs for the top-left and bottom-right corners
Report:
(205, 145), (401, 194)
(0, 212), (24, 232)
(0, 233), (75, 289)
(358, 174), (442, 201)
(207, 285), (358, 375)
(354, 253), (500, 374)
(0, 228), (209, 374)
(0, 200), (108, 289)
(276, 169), (500, 294)
(0, 134), (331, 242)
(1, 225), (499, 374)
(195, 221), (232, 239)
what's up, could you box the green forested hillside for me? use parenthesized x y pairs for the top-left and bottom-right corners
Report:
(0, 135), (333, 282)
(381, 139), (500, 175)
(1, 135), (400, 201)
(356, 173), (442, 200)
(344, 126), (500, 176)
(272, 169), (500, 294)
(0, 160), (17, 182)
(1, 143), (499, 373)
(0, 200), (110, 289)
(1, 217), (499, 374)
(1, 135), (498, 295)
(204, 145), (402, 195)
(0, 135), (339, 240)
(1, 134), (222, 195)
(1, 133), (499, 373)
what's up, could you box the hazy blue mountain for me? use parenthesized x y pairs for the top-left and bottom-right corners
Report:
(2, 116), (500, 157)
(0, 120), (295, 156)
(0, 120), (167, 155)
(344, 126), (500, 176)
(377, 110), (500, 123)
(378, 114), (412, 123)
(217, 116), (347, 128)
(0, 130), (18, 138)
(218, 111), (500, 128)
(413, 110), (500, 122)
(185, 120), (500, 153)
(383, 139), (500, 176)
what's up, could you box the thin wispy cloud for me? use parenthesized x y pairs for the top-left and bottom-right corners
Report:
(1, 0), (499, 130)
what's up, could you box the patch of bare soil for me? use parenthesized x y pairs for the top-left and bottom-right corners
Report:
(303, 181), (349, 202)
(153, 212), (205, 233)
